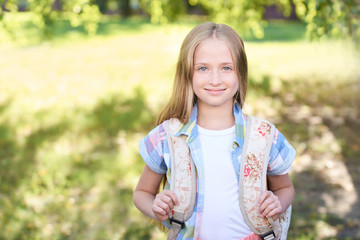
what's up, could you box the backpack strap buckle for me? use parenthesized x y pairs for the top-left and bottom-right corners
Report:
(169, 217), (185, 229)
(260, 230), (276, 240)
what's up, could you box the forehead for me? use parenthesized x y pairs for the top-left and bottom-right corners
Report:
(194, 38), (234, 63)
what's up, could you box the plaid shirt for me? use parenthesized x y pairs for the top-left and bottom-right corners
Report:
(138, 103), (296, 239)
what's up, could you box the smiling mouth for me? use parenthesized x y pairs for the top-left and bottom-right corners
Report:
(205, 88), (225, 91)
(205, 88), (226, 94)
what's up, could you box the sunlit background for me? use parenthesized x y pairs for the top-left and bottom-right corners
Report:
(0, 0), (359, 239)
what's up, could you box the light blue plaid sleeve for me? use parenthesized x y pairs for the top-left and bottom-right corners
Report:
(268, 128), (296, 175)
(138, 124), (168, 174)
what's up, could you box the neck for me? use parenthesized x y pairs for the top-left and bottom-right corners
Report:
(197, 102), (235, 130)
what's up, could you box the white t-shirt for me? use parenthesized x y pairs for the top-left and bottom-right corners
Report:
(198, 125), (252, 240)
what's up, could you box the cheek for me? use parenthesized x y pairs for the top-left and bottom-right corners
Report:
(231, 76), (240, 94)
(192, 73), (203, 91)
(192, 79), (201, 96)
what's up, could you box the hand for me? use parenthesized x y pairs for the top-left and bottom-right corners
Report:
(152, 190), (179, 221)
(258, 190), (282, 220)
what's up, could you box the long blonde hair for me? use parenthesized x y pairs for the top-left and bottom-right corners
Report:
(157, 22), (248, 124)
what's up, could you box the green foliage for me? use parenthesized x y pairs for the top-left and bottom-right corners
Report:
(294, 0), (360, 42)
(27, 0), (57, 38)
(140, 0), (186, 24)
(194, 0), (287, 38)
(1, 0), (360, 43)
(140, 0), (293, 38)
(0, 0), (102, 41)
(62, 0), (102, 36)
(139, 0), (360, 42)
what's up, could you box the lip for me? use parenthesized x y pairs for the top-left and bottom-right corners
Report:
(205, 88), (226, 95)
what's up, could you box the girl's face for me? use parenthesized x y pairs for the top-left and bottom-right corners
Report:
(192, 38), (239, 112)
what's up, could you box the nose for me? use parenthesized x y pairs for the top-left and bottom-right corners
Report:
(208, 71), (222, 85)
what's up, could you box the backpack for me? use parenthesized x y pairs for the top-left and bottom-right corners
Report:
(164, 116), (291, 240)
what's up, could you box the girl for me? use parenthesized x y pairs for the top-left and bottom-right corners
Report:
(133, 22), (295, 240)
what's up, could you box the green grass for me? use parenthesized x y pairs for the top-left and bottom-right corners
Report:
(0, 15), (359, 239)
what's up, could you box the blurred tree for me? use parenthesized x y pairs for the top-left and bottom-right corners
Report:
(0, 0), (102, 38)
(195, 0), (294, 38)
(140, 0), (360, 41)
(95, 0), (109, 13)
(119, 0), (131, 17)
(27, 0), (57, 39)
(139, 0), (294, 38)
(62, 0), (102, 35)
(0, 0), (359, 42)
(293, 0), (360, 42)
(95, 0), (131, 17)
(140, 0), (186, 24)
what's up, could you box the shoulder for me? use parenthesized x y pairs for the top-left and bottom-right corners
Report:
(244, 115), (276, 138)
(245, 115), (296, 175)
(140, 121), (168, 149)
(244, 115), (272, 125)
(138, 121), (169, 174)
(268, 123), (296, 175)
(246, 115), (293, 153)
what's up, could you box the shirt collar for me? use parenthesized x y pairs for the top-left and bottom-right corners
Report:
(233, 102), (246, 148)
(175, 102), (246, 146)
(175, 103), (198, 142)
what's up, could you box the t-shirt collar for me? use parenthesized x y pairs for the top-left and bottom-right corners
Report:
(175, 102), (246, 146)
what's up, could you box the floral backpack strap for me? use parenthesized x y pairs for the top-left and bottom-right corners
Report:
(239, 116), (283, 240)
(164, 118), (197, 240)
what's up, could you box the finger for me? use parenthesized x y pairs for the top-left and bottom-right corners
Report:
(258, 198), (272, 215)
(155, 214), (169, 222)
(163, 190), (179, 206)
(258, 191), (276, 209)
(260, 202), (278, 217)
(265, 206), (282, 219)
(158, 193), (175, 210)
(154, 198), (170, 212)
(152, 204), (167, 216)
(152, 206), (169, 221)
(258, 191), (271, 207)
(154, 194), (172, 213)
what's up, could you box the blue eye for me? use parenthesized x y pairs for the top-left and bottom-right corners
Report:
(223, 66), (232, 71)
(198, 67), (207, 71)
